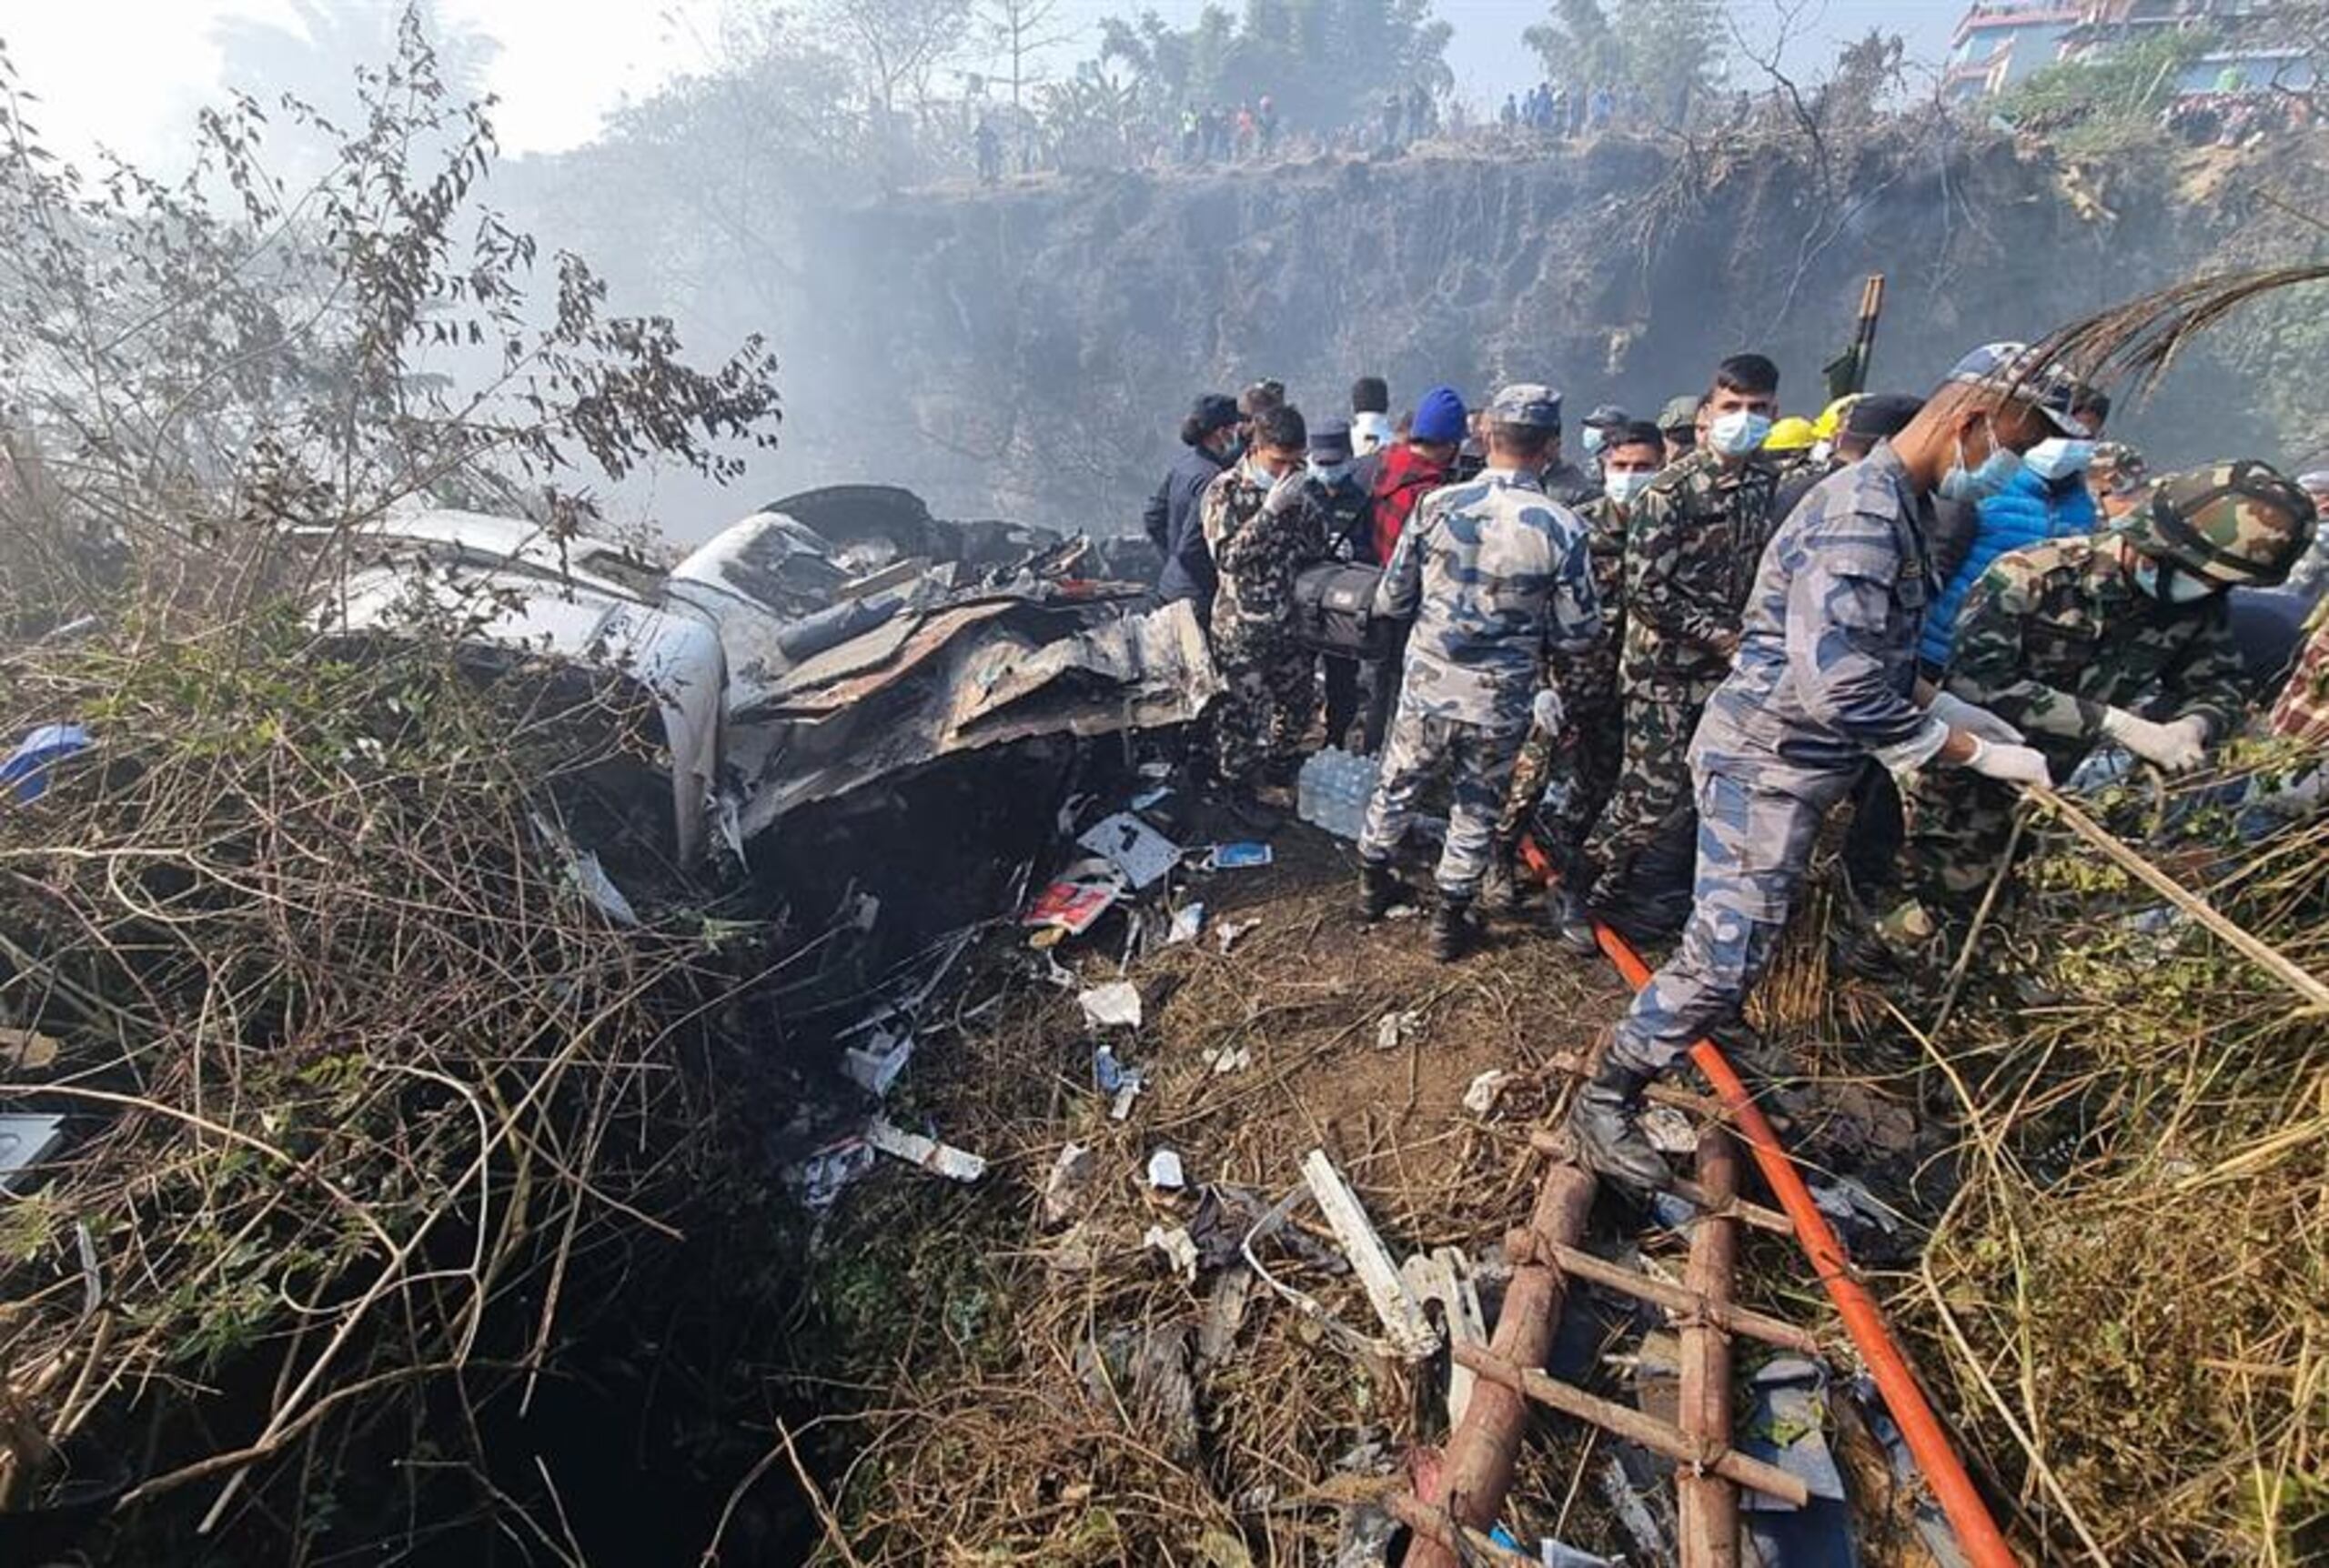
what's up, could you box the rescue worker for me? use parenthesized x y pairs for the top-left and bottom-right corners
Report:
(1143, 392), (1241, 616)
(1202, 404), (1331, 796)
(1307, 418), (1376, 749)
(1583, 353), (1785, 940)
(1486, 419), (1667, 939)
(1571, 344), (2081, 1192)
(1356, 387), (1467, 753)
(1578, 402), (1631, 483)
(1351, 376), (1395, 457)
(1358, 385), (1603, 961)
(1656, 394), (1702, 466)
(1538, 411), (1601, 507)
(974, 116), (1002, 185)
(2088, 440), (2150, 520)
(1924, 385), (2111, 655)
(1762, 415), (1819, 463)
(1773, 393), (1922, 529)
(1892, 461), (2316, 938)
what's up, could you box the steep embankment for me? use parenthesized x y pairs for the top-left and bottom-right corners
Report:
(770, 123), (2323, 535)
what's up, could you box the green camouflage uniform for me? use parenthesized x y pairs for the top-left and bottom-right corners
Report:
(1585, 447), (1780, 890)
(1203, 461), (1330, 787)
(1497, 492), (1628, 861)
(1906, 534), (2246, 900)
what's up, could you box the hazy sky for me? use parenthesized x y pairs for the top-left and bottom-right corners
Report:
(7, 1), (1963, 168)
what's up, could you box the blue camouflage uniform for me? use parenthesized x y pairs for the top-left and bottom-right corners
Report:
(1608, 443), (1943, 1074)
(1359, 466), (1603, 896)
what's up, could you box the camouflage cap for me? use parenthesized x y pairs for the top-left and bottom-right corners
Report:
(1583, 402), (1630, 428)
(2092, 439), (2147, 485)
(1944, 341), (2090, 436)
(1488, 383), (1564, 430)
(1656, 394), (1702, 433)
(2122, 459), (2319, 588)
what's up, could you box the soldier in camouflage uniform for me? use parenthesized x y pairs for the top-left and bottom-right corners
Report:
(1582, 355), (1785, 938)
(1486, 420), (1669, 940)
(1203, 403), (1331, 793)
(1570, 344), (2082, 1192)
(1895, 461), (2316, 928)
(1358, 385), (1603, 961)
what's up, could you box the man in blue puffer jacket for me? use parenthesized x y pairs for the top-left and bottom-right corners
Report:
(1921, 385), (2110, 673)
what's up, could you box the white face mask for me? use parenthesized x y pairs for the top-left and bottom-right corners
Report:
(2132, 557), (2218, 605)
(2023, 438), (2096, 482)
(1604, 468), (1657, 508)
(1707, 409), (1772, 457)
(1308, 458), (1353, 486)
(1581, 427), (1607, 456)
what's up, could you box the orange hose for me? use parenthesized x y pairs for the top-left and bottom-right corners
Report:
(1592, 923), (2021, 1568)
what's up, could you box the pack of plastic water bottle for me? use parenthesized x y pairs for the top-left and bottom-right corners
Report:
(1297, 747), (1378, 840)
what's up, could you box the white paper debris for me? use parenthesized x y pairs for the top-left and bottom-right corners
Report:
(1215, 918), (1259, 953)
(1167, 902), (1206, 944)
(1205, 1045), (1252, 1076)
(1462, 1070), (1513, 1117)
(1078, 980), (1144, 1030)
(1144, 1223), (1199, 1282)
(1146, 1147), (1186, 1190)
(1043, 1143), (1094, 1226)
(842, 1020), (915, 1098)
(1109, 1070), (1146, 1121)
(866, 1116), (987, 1182)
(1375, 1010), (1424, 1051)
(1076, 810), (1183, 890)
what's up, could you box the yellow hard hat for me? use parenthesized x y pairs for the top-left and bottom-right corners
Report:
(1764, 416), (1818, 453)
(1812, 395), (1859, 443)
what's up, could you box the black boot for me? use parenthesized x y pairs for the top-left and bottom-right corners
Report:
(1430, 894), (1475, 962)
(1544, 882), (1600, 955)
(1359, 859), (1402, 922)
(1568, 1059), (1677, 1193)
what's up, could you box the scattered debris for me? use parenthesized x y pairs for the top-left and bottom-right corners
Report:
(791, 1132), (877, 1211)
(1144, 1223), (1200, 1282)
(1078, 810), (1183, 890)
(1376, 1010), (1425, 1052)
(1041, 1142), (1094, 1227)
(840, 1018), (916, 1097)
(2, 722), (91, 805)
(1146, 1148), (1186, 1191)
(1215, 916), (1259, 952)
(1025, 856), (1126, 935)
(865, 1116), (987, 1182)
(1462, 1069), (1513, 1116)
(1301, 1149), (1440, 1361)
(1205, 841), (1274, 870)
(1109, 1070), (1146, 1121)
(1196, 1266), (1254, 1364)
(1204, 1044), (1252, 1075)
(1078, 980), (1144, 1030)
(0, 1113), (66, 1191)
(1167, 902), (1207, 944)
(1403, 1248), (1489, 1422)
(1639, 1103), (1699, 1157)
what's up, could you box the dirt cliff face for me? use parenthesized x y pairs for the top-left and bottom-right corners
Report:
(758, 125), (2321, 536)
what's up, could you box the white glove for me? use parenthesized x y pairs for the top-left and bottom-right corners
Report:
(1927, 690), (2024, 747)
(2100, 708), (2209, 773)
(1262, 471), (1306, 517)
(1531, 688), (1566, 735)
(1962, 737), (2053, 789)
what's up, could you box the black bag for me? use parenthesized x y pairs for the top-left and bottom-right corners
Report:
(1290, 561), (1391, 658)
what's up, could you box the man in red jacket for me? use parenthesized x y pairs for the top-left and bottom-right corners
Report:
(1356, 387), (1467, 751)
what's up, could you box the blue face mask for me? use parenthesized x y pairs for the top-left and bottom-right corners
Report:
(1603, 467), (1657, 508)
(1581, 427), (1607, 456)
(2022, 438), (2095, 482)
(1938, 421), (2023, 503)
(1707, 410), (1771, 457)
(1308, 458), (1353, 487)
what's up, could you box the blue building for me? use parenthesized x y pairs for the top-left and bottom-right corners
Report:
(1944, 5), (2082, 105)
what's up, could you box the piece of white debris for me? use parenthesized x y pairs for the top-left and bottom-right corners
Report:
(865, 1116), (987, 1183)
(1144, 1222), (1200, 1282)
(1167, 902), (1206, 944)
(1205, 1045), (1253, 1076)
(1215, 918), (1259, 953)
(1042, 1142), (1095, 1227)
(1375, 1010), (1424, 1051)
(1146, 1147), (1187, 1191)
(1462, 1069), (1513, 1117)
(1109, 1069), (1146, 1121)
(1078, 980), (1144, 1030)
